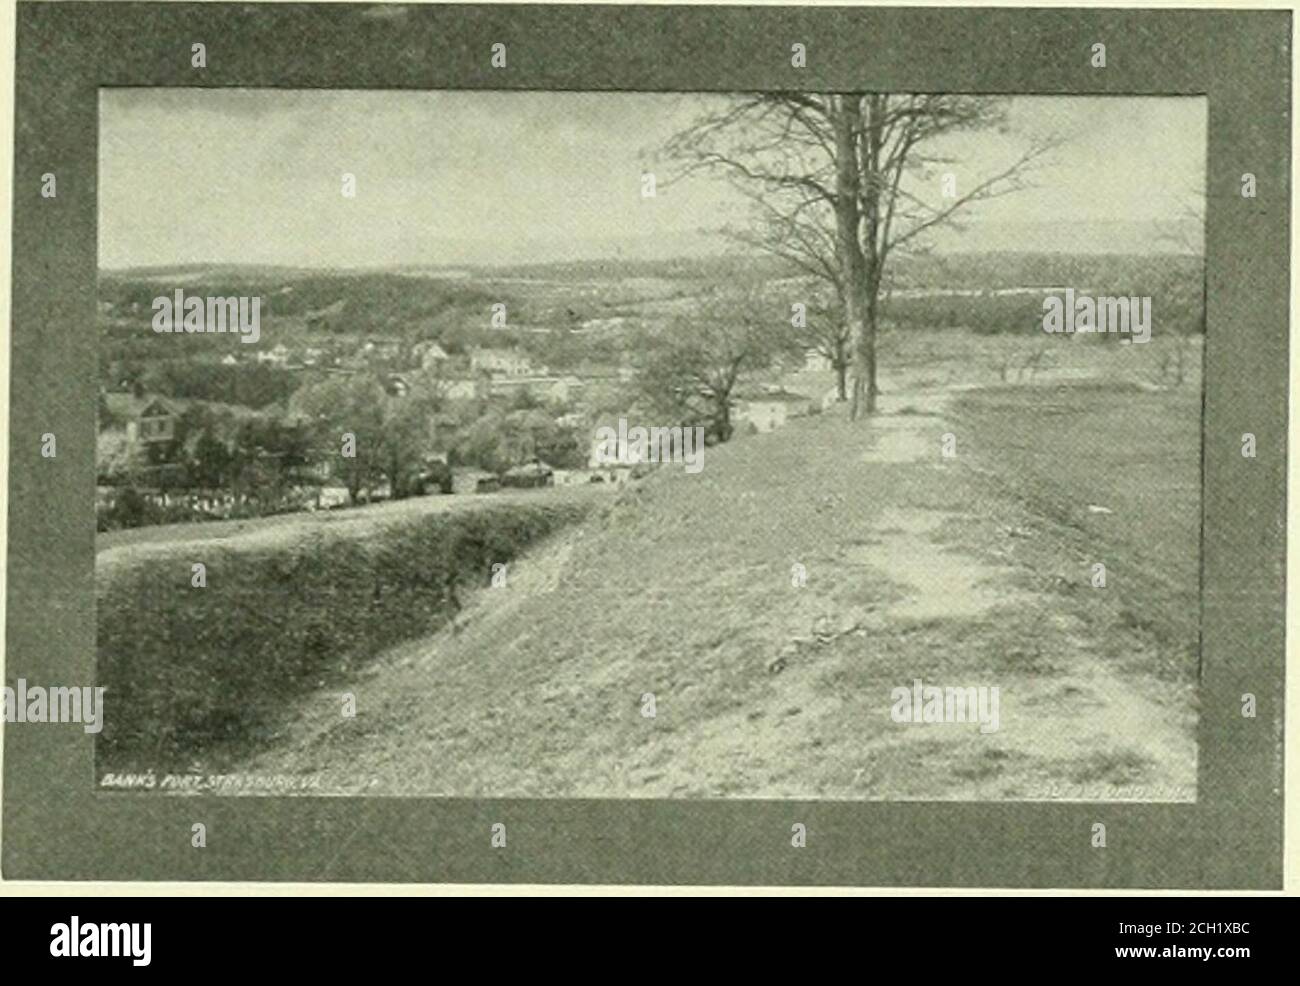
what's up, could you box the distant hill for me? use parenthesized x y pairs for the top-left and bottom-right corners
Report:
(930, 218), (1203, 256)
(101, 246), (1199, 292)
(101, 217), (1200, 278)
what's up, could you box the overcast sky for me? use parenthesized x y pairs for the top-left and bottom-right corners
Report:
(99, 90), (1205, 269)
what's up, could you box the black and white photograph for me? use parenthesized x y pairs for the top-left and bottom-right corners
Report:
(93, 88), (1206, 801)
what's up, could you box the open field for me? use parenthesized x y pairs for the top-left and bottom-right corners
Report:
(951, 382), (1200, 681)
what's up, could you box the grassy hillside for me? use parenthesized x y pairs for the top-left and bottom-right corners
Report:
(950, 382), (1201, 680)
(240, 364), (1200, 800)
(96, 487), (601, 772)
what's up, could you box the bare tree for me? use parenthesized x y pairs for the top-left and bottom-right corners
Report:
(635, 288), (800, 442)
(664, 94), (1056, 417)
(783, 280), (852, 399)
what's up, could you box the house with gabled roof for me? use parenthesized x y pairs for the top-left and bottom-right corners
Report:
(103, 393), (179, 445)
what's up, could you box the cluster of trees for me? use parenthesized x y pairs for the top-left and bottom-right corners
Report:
(288, 373), (440, 503)
(101, 359), (303, 409)
(96, 404), (319, 530)
(288, 372), (589, 503)
(97, 358), (598, 532)
(97, 404), (314, 491)
(452, 405), (586, 474)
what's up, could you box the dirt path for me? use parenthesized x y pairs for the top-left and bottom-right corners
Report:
(834, 387), (1195, 800)
(244, 377), (1197, 801)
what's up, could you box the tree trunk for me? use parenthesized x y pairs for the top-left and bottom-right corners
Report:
(847, 299), (879, 416)
(856, 278), (881, 415)
(853, 95), (884, 417)
(714, 401), (733, 442)
(830, 95), (873, 420)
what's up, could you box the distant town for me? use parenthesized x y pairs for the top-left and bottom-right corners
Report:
(96, 263), (832, 530)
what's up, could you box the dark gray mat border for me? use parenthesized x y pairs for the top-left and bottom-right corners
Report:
(5, 2), (1288, 887)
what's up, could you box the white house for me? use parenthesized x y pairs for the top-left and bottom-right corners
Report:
(803, 349), (834, 372)
(256, 344), (290, 366)
(105, 394), (178, 446)
(316, 481), (350, 510)
(733, 390), (812, 434)
(471, 348), (533, 377)
(443, 377), (485, 400)
(551, 468), (590, 487)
